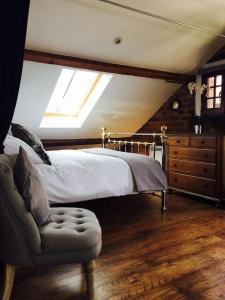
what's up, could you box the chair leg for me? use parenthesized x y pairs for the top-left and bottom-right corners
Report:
(83, 260), (95, 299)
(2, 264), (15, 300)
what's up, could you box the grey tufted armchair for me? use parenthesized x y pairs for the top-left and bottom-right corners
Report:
(0, 154), (102, 300)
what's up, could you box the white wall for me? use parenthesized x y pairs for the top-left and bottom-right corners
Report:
(13, 61), (180, 139)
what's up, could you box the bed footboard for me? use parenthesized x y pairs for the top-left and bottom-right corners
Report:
(101, 126), (168, 212)
(101, 126), (167, 172)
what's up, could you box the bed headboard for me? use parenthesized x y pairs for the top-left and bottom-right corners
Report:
(101, 126), (167, 173)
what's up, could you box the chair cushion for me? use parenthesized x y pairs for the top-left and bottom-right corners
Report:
(39, 207), (102, 254)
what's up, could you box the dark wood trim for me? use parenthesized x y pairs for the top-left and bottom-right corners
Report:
(216, 136), (223, 201)
(42, 137), (131, 147)
(24, 49), (194, 82)
(42, 137), (133, 147)
(42, 138), (102, 147)
(200, 64), (225, 75)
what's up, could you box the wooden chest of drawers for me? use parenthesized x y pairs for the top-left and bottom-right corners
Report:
(167, 134), (224, 202)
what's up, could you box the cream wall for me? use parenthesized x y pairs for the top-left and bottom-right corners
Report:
(13, 61), (180, 139)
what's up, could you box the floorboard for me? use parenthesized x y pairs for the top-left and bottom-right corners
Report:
(7, 193), (225, 300)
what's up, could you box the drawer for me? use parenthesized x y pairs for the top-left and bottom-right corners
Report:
(168, 172), (216, 197)
(168, 159), (216, 179)
(168, 136), (189, 147)
(190, 137), (216, 149)
(168, 147), (216, 162)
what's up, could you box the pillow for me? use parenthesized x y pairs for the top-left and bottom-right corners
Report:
(11, 123), (51, 165)
(3, 135), (43, 164)
(13, 147), (51, 226)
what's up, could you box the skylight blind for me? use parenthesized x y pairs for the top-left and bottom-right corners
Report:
(45, 69), (100, 116)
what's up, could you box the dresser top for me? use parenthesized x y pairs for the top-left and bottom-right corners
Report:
(167, 133), (223, 137)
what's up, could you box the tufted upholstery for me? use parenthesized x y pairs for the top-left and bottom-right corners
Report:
(40, 208), (101, 252)
(0, 154), (102, 267)
(0, 154), (42, 266)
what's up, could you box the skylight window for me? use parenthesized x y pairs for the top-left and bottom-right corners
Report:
(40, 69), (112, 128)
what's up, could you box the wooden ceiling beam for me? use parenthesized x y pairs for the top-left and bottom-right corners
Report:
(24, 49), (194, 82)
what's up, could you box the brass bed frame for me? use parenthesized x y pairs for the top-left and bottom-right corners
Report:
(101, 126), (168, 212)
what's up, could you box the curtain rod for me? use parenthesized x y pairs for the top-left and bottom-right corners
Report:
(97, 0), (225, 39)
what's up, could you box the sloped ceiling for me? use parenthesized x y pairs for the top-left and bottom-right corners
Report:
(14, 0), (225, 138)
(207, 45), (225, 63)
(26, 0), (225, 73)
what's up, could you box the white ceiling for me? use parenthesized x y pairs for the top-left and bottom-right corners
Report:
(15, 0), (225, 138)
(26, 0), (225, 73)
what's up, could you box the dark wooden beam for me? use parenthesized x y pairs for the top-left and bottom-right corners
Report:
(42, 137), (131, 148)
(42, 138), (102, 147)
(24, 49), (194, 82)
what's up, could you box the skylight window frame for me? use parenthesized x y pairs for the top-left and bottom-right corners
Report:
(40, 68), (112, 128)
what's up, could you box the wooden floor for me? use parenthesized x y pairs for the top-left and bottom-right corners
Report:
(7, 193), (225, 300)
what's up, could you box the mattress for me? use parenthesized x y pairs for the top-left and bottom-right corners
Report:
(35, 148), (166, 204)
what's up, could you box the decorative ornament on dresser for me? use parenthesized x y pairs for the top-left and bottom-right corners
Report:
(192, 113), (207, 135)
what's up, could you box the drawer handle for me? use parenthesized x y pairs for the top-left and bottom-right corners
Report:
(203, 184), (208, 189)
(204, 154), (208, 158)
(174, 164), (177, 168)
(201, 140), (205, 145)
(203, 168), (208, 173)
(174, 178), (178, 182)
(174, 151), (178, 155)
(177, 140), (180, 144)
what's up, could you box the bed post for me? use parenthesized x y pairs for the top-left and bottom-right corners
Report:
(102, 127), (107, 148)
(160, 126), (167, 212)
(107, 132), (111, 149)
(161, 191), (167, 212)
(160, 125), (167, 173)
(151, 133), (155, 158)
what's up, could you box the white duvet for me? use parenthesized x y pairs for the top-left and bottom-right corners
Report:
(35, 150), (134, 204)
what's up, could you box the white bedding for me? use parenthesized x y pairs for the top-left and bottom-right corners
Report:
(35, 150), (134, 204)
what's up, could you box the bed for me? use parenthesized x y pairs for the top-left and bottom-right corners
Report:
(3, 126), (168, 211)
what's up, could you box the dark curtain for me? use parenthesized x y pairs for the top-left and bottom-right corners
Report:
(0, 0), (30, 154)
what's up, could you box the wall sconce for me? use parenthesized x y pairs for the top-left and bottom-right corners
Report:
(188, 82), (208, 95)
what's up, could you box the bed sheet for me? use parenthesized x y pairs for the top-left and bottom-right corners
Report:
(35, 149), (134, 204)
